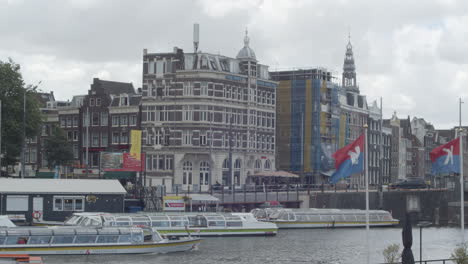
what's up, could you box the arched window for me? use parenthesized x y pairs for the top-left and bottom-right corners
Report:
(199, 161), (210, 186)
(222, 159), (229, 170)
(183, 161), (192, 185)
(234, 159), (242, 186)
(255, 160), (262, 170)
(264, 160), (271, 170)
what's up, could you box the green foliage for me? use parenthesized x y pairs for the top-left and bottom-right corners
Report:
(0, 59), (42, 166)
(451, 243), (468, 264)
(43, 126), (74, 169)
(383, 243), (401, 264)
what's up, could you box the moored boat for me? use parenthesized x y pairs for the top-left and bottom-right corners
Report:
(251, 208), (399, 228)
(61, 212), (277, 237)
(0, 226), (200, 255)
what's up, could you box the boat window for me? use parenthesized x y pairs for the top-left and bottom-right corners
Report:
(89, 219), (101, 226)
(188, 216), (207, 227)
(356, 215), (366, 221)
(170, 221), (185, 227)
(0, 236), (5, 245)
(344, 215), (356, 221)
(296, 215), (307, 221)
(132, 233), (144, 243)
(226, 221), (242, 227)
(208, 221), (225, 227)
(320, 215), (333, 221)
(75, 235), (97, 244)
(152, 221), (170, 227)
(113, 221), (130, 226)
(118, 234), (132, 243)
(51, 236), (74, 244)
(116, 217), (131, 222)
(277, 212), (288, 220)
(225, 216), (241, 221)
(149, 216), (169, 221)
(6, 237), (23, 245)
(132, 221), (150, 227)
(65, 215), (81, 225)
(28, 236), (51, 244)
(97, 235), (119, 243)
(333, 215), (344, 222)
(370, 214), (379, 221)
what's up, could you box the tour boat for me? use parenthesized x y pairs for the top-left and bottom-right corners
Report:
(0, 226), (201, 255)
(61, 212), (278, 236)
(251, 208), (399, 228)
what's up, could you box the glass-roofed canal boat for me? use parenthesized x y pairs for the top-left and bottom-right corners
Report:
(61, 212), (278, 237)
(0, 226), (201, 255)
(251, 208), (399, 228)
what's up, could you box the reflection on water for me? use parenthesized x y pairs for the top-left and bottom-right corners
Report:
(44, 227), (465, 264)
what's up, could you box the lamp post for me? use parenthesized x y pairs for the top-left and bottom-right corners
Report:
(417, 221), (432, 263)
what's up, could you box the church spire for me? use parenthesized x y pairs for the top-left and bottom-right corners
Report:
(342, 33), (359, 93)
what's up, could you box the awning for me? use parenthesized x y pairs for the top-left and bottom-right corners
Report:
(103, 171), (136, 180)
(186, 194), (219, 202)
(252, 170), (299, 178)
(36, 172), (55, 178)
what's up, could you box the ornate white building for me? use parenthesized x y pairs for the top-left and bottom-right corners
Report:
(141, 30), (277, 191)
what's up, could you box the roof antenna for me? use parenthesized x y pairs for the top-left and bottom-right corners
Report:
(193, 23), (199, 53)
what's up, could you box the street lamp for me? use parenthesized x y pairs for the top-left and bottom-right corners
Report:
(417, 221), (432, 263)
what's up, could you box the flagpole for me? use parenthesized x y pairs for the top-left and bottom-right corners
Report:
(364, 124), (370, 264)
(460, 97), (464, 244)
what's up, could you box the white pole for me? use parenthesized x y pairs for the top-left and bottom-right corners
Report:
(364, 124), (370, 264)
(460, 97), (464, 244)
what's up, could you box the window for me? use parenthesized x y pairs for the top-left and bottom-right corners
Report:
(60, 118), (66, 127)
(52, 236), (74, 244)
(101, 112), (108, 126)
(53, 196), (85, 211)
(101, 132), (108, 147)
(130, 115), (137, 126)
(183, 161), (192, 185)
(199, 161), (210, 186)
(73, 144), (78, 159)
(90, 98), (95, 106)
(73, 131), (78, 141)
(182, 131), (192, 145)
(67, 131), (73, 141)
(96, 98), (101, 106)
(92, 132), (99, 147)
(121, 132), (128, 144)
(199, 132), (207, 146)
(67, 117), (72, 127)
(6, 195), (28, 211)
(112, 116), (119, 127)
(120, 115), (128, 126)
(112, 132), (120, 144)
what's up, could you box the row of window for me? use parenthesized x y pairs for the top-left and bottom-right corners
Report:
(142, 81), (276, 106)
(0, 234), (142, 245)
(145, 154), (174, 172)
(4, 196), (83, 212)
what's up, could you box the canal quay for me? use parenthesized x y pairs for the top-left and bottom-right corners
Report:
(42, 227), (465, 264)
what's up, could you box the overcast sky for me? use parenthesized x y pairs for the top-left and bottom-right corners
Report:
(1, 0), (468, 129)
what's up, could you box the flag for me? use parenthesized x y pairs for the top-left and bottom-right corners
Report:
(130, 130), (142, 160)
(430, 138), (460, 174)
(330, 133), (365, 184)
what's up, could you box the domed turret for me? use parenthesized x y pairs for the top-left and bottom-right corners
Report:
(236, 29), (257, 61)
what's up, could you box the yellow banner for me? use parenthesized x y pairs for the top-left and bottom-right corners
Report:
(130, 130), (142, 160)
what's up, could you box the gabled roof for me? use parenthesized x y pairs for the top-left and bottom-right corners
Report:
(109, 94), (141, 107)
(92, 78), (135, 95)
(0, 179), (126, 194)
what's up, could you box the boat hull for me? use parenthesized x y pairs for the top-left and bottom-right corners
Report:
(0, 239), (201, 255)
(271, 220), (399, 229)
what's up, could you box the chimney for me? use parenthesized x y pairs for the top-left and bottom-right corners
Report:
(193, 23), (199, 53)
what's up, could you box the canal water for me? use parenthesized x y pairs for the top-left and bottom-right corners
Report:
(44, 227), (464, 264)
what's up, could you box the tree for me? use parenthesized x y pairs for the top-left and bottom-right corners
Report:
(451, 243), (468, 264)
(0, 59), (42, 166)
(43, 126), (74, 169)
(383, 243), (401, 264)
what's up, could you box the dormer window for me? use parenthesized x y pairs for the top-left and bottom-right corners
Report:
(120, 96), (129, 106)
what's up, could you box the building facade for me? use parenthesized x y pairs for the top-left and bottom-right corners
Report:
(141, 31), (277, 191)
(271, 69), (340, 183)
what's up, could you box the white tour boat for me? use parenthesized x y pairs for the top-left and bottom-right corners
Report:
(251, 208), (399, 228)
(62, 212), (278, 236)
(0, 226), (201, 255)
